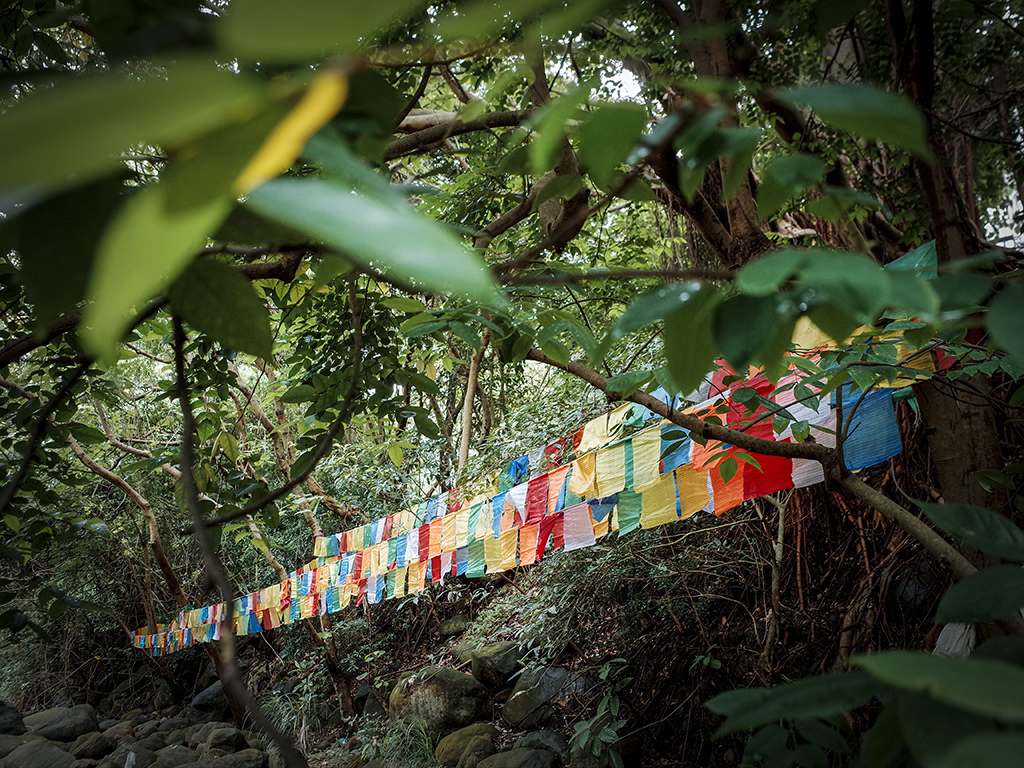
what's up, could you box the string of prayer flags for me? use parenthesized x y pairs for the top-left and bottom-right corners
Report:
(133, 360), (906, 656)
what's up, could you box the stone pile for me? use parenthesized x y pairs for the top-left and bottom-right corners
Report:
(0, 682), (276, 768)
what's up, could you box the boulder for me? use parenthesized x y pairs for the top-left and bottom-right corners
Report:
(150, 745), (199, 768)
(156, 719), (188, 734)
(97, 742), (158, 768)
(101, 722), (134, 740)
(70, 732), (116, 760)
(512, 731), (569, 765)
(439, 614), (472, 637)
(502, 667), (568, 729)
(184, 721), (233, 748)
(134, 722), (159, 739)
(0, 702), (25, 736)
(1, 739), (76, 768)
(434, 722), (499, 767)
(389, 667), (492, 738)
(190, 683), (229, 721)
(29, 705), (100, 742)
(471, 642), (522, 690)
(174, 748), (265, 767)
(477, 748), (559, 768)
(0, 734), (44, 759)
(152, 682), (174, 712)
(197, 727), (248, 757)
(450, 639), (477, 665)
(134, 734), (167, 753)
(455, 735), (498, 768)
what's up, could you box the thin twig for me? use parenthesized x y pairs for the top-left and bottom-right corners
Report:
(188, 278), (366, 531)
(173, 318), (309, 768)
(0, 362), (90, 518)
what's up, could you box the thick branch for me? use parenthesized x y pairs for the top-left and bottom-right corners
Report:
(383, 110), (533, 161)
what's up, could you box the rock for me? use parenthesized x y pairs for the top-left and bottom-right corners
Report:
(434, 722), (500, 767)
(173, 748), (265, 767)
(0, 702), (25, 736)
(152, 682), (174, 712)
(101, 722), (134, 740)
(134, 734), (166, 753)
(477, 748), (559, 768)
(24, 707), (66, 729)
(455, 735), (498, 768)
(190, 683), (229, 721)
(159, 708), (180, 719)
(121, 710), (145, 722)
(1, 739), (76, 768)
(439, 614), (472, 637)
(503, 668), (568, 729)
(29, 705), (100, 742)
(450, 639), (477, 665)
(97, 721), (121, 732)
(164, 731), (186, 747)
(471, 642), (523, 690)
(96, 742), (158, 768)
(0, 734), (44, 759)
(71, 732), (116, 760)
(70, 759), (100, 768)
(198, 727), (248, 756)
(134, 722), (159, 739)
(512, 731), (569, 765)
(150, 745), (198, 768)
(389, 667), (492, 738)
(184, 721), (232, 748)
(156, 719), (188, 734)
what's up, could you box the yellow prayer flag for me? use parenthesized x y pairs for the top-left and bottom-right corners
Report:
(484, 534), (504, 573)
(632, 425), (662, 491)
(441, 513), (457, 553)
(455, 509), (470, 549)
(393, 566), (407, 599)
(641, 472), (678, 529)
(675, 466), (710, 519)
(595, 441), (626, 497)
(500, 528), (519, 571)
(569, 453), (597, 498)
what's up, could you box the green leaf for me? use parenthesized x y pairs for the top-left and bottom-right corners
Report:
(662, 286), (722, 395)
(921, 502), (1024, 562)
(718, 128), (762, 202)
(170, 261), (273, 359)
(935, 565), (1024, 623)
(577, 102), (649, 188)
(381, 297), (428, 313)
(988, 282), (1024, 367)
(939, 733), (1024, 768)
(603, 280), (706, 356)
(17, 174), (126, 325)
(387, 443), (404, 466)
(605, 371), (653, 397)
(802, 251), (893, 321)
(794, 719), (849, 754)
(780, 83), (930, 159)
(713, 294), (785, 371)
(858, 701), (907, 768)
(853, 651), (1024, 722)
(707, 670), (878, 736)
(737, 249), (810, 296)
(806, 186), (882, 221)
(756, 154), (827, 221)
(0, 61), (263, 194)
(529, 82), (593, 175)
(718, 456), (738, 484)
(899, 692), (1001, 767)
(280, 384), (316, 404)
(534, 174), (584, 210)
(82, 182), (233, 361)
(218, 0), (427, 62)
(246, 178), (497, 304)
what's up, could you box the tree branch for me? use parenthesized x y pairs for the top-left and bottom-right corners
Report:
(383, 110), (533, 161)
